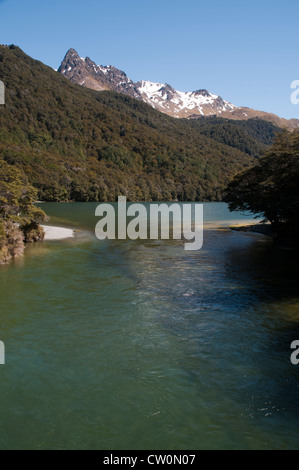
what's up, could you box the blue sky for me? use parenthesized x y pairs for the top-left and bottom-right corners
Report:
(0, 0), (298, 119)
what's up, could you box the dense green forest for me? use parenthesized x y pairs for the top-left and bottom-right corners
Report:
(225, 130), (299, 242)
(189, 116), (281, 156)
(0, 45), (282, 202)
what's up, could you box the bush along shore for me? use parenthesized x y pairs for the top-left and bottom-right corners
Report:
(225, 130), (299, 248)
(0, 160), (47, 264)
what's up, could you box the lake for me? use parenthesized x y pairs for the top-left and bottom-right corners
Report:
(0, 202), (299, 450)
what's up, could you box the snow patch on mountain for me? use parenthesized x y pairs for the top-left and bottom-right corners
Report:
(136, 80), (236, 117)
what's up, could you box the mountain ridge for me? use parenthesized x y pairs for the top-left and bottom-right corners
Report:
(58, 48), (299, 129)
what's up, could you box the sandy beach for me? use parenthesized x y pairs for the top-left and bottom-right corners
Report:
(42, 225), (75, 241)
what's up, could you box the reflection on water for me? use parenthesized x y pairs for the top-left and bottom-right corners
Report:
(0, 203), (299, 449)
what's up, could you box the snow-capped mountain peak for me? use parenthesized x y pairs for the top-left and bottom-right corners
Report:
(135, 80), (236, 117)
(58, 49), (237, 118)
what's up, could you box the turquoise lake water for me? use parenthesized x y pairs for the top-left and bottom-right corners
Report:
(0, 202), (299, 450)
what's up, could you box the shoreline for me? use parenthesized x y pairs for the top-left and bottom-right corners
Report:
(42, 225), (75, 241)
(229, 223), (274, 238)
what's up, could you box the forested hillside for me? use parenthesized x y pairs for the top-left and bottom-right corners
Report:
(188, 117), (281, 156)
(0, 45), (281, 202)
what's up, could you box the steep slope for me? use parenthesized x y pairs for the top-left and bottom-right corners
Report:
(0, 45), (279, 202)
(58, 48), (299, 128)
(58, 48), (142, 98)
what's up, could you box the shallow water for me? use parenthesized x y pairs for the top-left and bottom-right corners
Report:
(0, 202), (299, 450)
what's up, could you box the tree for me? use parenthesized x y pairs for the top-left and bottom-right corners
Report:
(224, 130), (299, 234)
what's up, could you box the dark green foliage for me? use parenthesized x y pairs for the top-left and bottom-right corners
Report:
(0, 45), (279, 202)
(0, 159), (46, 225)
(225, 130), (299, 239)
(0, 159), (47, 263)
(188, 116), (281, 157)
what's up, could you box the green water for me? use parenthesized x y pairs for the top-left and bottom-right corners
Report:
(0, 202), (299, 450)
